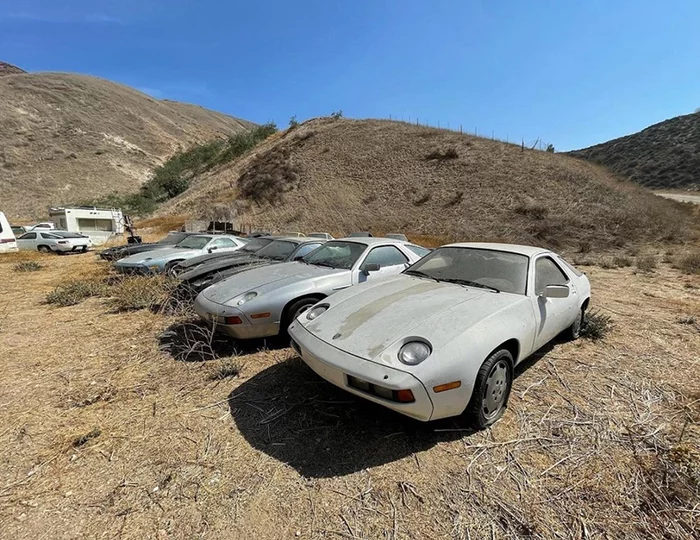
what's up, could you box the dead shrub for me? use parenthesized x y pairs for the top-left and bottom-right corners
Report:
(581, 311), (613, 340)
(677, 315), (697, 326)
(636, 255), (658, 272)
(677, 252), (700, 275)
(425, 147), (458, 161)
(159, 320), (235, 362)
(238, 146), (301, 205)
(578, 241), (591, 254)
(46, 279), (106, 307)
(612, 255), (633, 267)
(413, 193), (431, 206)
(514, 200), (548, 220)
(109, 275), (175, 312)
(210, 358), (243, 380)
(599, 258), (615, 269)
(13, 261), (43, 272)
(444, 190), (464, 207)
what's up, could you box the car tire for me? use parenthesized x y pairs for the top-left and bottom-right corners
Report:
(464, 349), (514, 430)
(566, 307), (585, 340)
(282, 298), (320, 335)
(164, 261), (182, 276)
(81, 246), (88, 253)
(37, 245), (51, 254)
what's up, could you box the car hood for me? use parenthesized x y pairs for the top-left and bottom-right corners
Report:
(201, 261), (344, 305)
(304, 275), (523, 362)
(117, 247), (194, 264)
(178, 250), (253, 270)
(181, 255), (264, 281)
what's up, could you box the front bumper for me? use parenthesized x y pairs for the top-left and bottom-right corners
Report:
(288, 323), (434, 421)
(113, 262), (154, 275)
(194, 293), (280, 339)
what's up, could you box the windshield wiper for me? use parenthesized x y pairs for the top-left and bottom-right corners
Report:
(308, 261), (337, 268)
(439, 278), (500, 293)
(403, 270), (440, 282)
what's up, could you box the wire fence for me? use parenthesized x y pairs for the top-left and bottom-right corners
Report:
(383, 114), (555, 152)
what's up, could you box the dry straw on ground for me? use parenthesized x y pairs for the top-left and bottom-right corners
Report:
(0, 248), (698, 538)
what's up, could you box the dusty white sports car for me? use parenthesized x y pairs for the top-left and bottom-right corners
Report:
(289, 243), (591, 429)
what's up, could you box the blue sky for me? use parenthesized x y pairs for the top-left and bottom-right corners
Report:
(1, 0), (699, 150)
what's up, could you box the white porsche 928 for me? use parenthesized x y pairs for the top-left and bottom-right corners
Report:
(289, 243), (591, 429)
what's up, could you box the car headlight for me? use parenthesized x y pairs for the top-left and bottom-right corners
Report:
(398, 341), (432, 365)
(306, 304), (329, 321)
(237, 291), (258, 306)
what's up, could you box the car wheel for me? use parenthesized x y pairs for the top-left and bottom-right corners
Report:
(464, 349), (513, 430)
(164, 261), (182, 276)
(566, 308), (584, 340)
(283, 298), (320, 333)
(81, 246), (88, 253)
(37, 245), (51, 254)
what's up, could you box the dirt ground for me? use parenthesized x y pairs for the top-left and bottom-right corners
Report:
(0, 251), (698, 539)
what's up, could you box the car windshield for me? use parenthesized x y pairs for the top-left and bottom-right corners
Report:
(403, 247), (529, 295)
(255, 240), (297, 261)
(301, 241), (366, 270)
(175, 236), (211, 249)
(240, 237), (274, 252)
(159, 232), (189, 244)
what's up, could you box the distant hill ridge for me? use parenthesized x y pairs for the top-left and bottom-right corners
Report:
(159, 117), (696, 250)
(568, 111), (700, 190)
(0, 62), (254, 219)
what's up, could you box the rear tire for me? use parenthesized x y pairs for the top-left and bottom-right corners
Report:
(37, 245), (51, 254)
(464, 349), (513, 430)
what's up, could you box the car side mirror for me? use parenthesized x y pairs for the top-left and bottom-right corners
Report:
(293, 255), (304, 261)
(362, 263), (381, 274)
(208, 246), (218, 253)
(540, 284), (569, 298)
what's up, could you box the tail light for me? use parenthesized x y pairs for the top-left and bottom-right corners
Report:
(0, 238), (15, 244)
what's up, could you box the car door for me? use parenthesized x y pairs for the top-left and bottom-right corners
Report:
(531, 255), (578, 349)
(354, 245), (410, 284)
(18, 232), (38, 249)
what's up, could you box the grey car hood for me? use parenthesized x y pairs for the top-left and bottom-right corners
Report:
(178, 250), (255, 270)
(180, 255), (264, 281)
(118, 246), (195, 264)
(305, 275), (522, 361)
(201, 261), (345, 305)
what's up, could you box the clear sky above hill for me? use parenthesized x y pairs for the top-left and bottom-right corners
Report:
(2, 0), (698, 150)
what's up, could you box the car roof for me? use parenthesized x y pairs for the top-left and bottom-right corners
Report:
(333, 237), (407, 246)
(443, 242), (550, 257)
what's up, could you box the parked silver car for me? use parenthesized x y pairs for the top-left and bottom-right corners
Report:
(194, 238), (429, 340)
(114, 234), (248, 274)
(17, 230), (91, 253)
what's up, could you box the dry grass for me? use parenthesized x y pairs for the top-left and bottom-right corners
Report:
(134, 215), (189, 235)
(0, 252), (698, 539)
(1, 72), (253, 220)
(13, 261), (43, 272)
(637, 254), (658, 272)
(161, 118), (699, 251)
(678, 251), (700, 275)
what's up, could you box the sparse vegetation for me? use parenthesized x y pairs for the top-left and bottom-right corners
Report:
(13, 261), (43, 272)
(581, 310), (614, 340)
(109, 275), (176, 312)
(413, 192), (431, 206)
(45, 279), (106, 307)
(612, 255), (632, 267)
(238, 146), (301, 205)
(425, 147), (459, 160)
(677, 252), (700, 275)
(72, 428), (101, 448)
(445, 190), (464, 206)
(288, 115), (299, 128)
(210, 358), (243, 380)
(545, 143), (555, 153)
(677, 315), (697, 325)
(80, 123), (277, 214)
(636, 255), (658, 272)
(330, 110), (343, 119)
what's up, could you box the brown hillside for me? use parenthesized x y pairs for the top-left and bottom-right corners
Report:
(162, 118), (697, 250)
(0, 61), (26, 76)
(0, 71), (254, 219)
(568, 111), (700, 191)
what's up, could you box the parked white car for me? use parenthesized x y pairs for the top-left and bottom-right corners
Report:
(0, 212), (18, 253)
(17, 230), (91, 253)
(289, 243), (591, 428)
(27, 222), (57, 231)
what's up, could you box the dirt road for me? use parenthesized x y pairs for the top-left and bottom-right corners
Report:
(656, 191), (700, 204)
(0, 251), (698, 539)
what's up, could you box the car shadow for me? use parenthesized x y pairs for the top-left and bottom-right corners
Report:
(228, 356), (471, 478)
(158, 319), (288, 362)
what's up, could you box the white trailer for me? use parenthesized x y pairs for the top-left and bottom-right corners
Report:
(48, 206), (125, 246)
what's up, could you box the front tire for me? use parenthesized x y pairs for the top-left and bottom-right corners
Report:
(464, 349), (513, 430)
(37, 245), (51, 254)
(566, 307), (584, 340)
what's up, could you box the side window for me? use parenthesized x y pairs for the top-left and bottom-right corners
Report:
(41, 233), (59, 239)
(294, 243), (321, 258)
(20, 233), (37, 240)
(535, 257), (569, 293)
(363, 246), (409, 268)
(211, 238), (235, 248)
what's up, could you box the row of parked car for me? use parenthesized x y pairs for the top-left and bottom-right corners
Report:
(103, 229), (591, 429)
